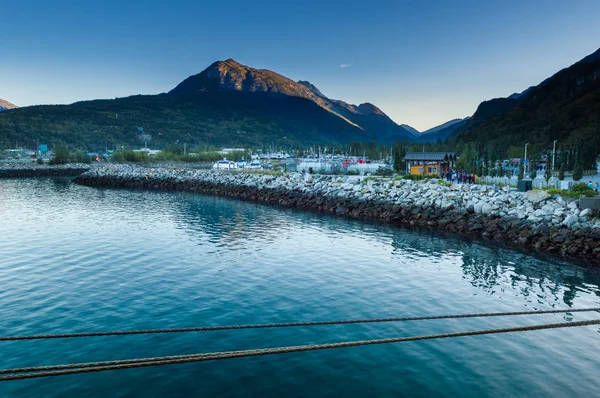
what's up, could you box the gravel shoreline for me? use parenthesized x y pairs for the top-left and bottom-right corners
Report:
(69, 164), (600, 265)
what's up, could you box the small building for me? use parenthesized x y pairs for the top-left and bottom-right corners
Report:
(403, 152), (457, 176)
(133, 148), (162, 156)
(220, 148), (246, 155)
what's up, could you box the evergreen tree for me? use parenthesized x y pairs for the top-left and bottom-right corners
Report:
(477, 161), (483, 177)
(518, 163), (524, 181)
(393, 146), (404, 174)
(529, 155), (538, 180)
(483, 155), (489, 177)
(49, 145), (70, 165)
(559, 162), (565, 180)
(573, 161), (583, 181)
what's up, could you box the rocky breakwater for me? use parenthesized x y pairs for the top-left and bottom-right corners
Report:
(0, 163), (91, 177)
(74, 165), (600, 265)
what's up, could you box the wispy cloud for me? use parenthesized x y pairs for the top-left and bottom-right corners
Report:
(337, 63), (350, 68)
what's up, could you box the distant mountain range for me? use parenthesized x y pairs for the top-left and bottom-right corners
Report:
(171, 58), (415, 142)
(0, 99), (17, 112)
(0, 59), (417, 148)
(420, 117), (469, 136)
(1, 46), (599, 153)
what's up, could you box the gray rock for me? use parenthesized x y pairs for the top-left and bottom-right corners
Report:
(534, 209), (547, 217)
(481, 203), (493, 214)
(526, 190), (551, 204)
(562, 214), (579, 227)
(580, 208), (594, 218)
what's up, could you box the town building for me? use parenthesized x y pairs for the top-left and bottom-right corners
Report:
(403, 152), (457, 176)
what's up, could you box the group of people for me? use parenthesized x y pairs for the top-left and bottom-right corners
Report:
(587, 181), (600, 192)
(445, 170), (476, 184)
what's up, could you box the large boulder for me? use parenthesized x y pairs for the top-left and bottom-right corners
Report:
(526, 190), (551, 204)
(562, 214), (579, 227)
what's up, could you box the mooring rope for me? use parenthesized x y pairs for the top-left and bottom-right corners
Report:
(1, 307), (598, 342)
(1, 318), (599, 381)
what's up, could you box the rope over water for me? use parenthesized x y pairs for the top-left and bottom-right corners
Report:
(1, 319), (599, 381)
(1, 307), (598, 342)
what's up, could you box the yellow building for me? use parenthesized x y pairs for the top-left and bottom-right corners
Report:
(403, 152), (457, 176)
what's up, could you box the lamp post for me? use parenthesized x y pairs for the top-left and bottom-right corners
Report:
(524, 143), (529, 178)
(552, 140), (558, 172)
(552, 140), (558, 187)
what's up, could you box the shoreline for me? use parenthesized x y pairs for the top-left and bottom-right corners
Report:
(0, 163), (91, 177)
(72, 165), (600, 266)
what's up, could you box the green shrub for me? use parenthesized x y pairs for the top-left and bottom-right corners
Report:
(398, 173), (439, 181)
(547, 188), (564, 196)
(547, 184), (596, 198)
(36, 158), (44, 165)
(111, 149), (150, 163)
(72, 150), (91, 164)
(571, 182), (596, 197)
(374, 166), (393, 177)
(49, 145), (70, 165)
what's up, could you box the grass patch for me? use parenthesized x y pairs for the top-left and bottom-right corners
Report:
(547, 183), (597, 198)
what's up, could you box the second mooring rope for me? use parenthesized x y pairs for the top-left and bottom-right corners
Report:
(1, 307), (598, 342)
(1, 318), (599, 381)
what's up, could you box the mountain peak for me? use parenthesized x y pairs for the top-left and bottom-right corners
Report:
(356, 103), (385, 116)
(297, 80), (327, 98)
(0, 98), (17, 111)
(170, 58), (318, 98)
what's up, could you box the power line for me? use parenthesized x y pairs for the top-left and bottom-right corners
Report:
(1, 307), (598, 342)
(1, 319), (599, 381)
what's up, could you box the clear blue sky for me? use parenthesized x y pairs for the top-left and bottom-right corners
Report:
(1, 0), (599, 131)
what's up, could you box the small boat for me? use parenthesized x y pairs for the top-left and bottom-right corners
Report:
(212, 159), (237, 170)
(245, 161), (263, 170)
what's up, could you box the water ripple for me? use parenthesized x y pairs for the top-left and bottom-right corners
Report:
(0, 178), (600, 397)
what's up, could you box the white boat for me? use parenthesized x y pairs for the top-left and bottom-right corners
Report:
(245, 161), (263, 170)
(212, 159), (237, 170)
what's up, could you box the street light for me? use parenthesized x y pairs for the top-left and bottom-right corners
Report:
(552, 140), (558, 187)
(552, 140), (558, 172)
(524, 143), (529, 178)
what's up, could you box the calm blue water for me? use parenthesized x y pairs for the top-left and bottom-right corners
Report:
(1, 177), (600, 397)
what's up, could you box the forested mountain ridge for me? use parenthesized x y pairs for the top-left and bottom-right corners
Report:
(0, 59), (416, 149)
(455, 46), (600, 163)
(0, 92), (370, 150)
